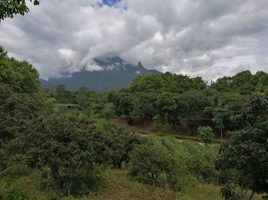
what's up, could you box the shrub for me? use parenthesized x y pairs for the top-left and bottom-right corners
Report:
(187, 156), (218, 183)
(128, 144), (174, 184)
(5, 187), (38, 200)
(198, 126), (215, 145)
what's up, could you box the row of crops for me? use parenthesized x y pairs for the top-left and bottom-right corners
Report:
(128, 135), (220, 193)
(150, 135), (219, 159)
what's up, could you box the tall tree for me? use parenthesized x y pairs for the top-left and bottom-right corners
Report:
(131, 92), (156, 125)
(179, 90), (210, 135)
(55, 84), (72, 103)
(154, 92), (184, 130)
(128, 74), (163, 93)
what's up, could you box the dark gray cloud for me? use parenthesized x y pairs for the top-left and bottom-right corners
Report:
(0, 0), (268, 81)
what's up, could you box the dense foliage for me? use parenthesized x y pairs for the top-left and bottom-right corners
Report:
(0, 47), (40, 93)
(129, 135), (219, 193)
(40, 69), (268, 136)
(0, 0), (39, 20)
(0, 81), (142, 197)
(216, 94), (268, 199)
(198, 126), (214, 145)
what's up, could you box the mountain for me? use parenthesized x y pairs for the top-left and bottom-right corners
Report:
(39, 78), (57, 91)
(40, 56), (162, 92)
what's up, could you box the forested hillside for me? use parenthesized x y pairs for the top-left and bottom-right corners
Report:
(40, 56), (162, 92)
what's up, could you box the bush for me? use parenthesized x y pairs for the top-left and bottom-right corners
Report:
(167, 172), (198, 194)
(128, 144), (174, 184)
(6, 187), (37, 200)
(187, 156), (218, 183)
(198, 126), (215, 145)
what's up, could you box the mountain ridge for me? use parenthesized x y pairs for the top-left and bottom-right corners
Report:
(40, 56), (162, 92)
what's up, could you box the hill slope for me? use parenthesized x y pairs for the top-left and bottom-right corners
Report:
(40, 56), (161, 92)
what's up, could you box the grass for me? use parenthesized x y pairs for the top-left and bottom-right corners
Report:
(88, 111), (109, 126)
(95, 118), (109, 126)
(0, 164), (264, 200)
(89, 168), (185, 200)
(0, 165), (57, 200)
(153, 132), (224, 144)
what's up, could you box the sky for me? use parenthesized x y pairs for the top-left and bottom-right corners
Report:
(0, 0), (268, 81)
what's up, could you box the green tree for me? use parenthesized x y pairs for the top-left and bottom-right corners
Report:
(128, 144), (174, 183)
(202, 88), (219, 96)
(230, 70), (252, 89)
(219, 92), (249, 116)
(210, 76), (232, 93)
(113, 93), (134, 116)
(161, 72), (199, 93)
(0, 47), (40, 93)
(197, 126), (214, 145)
(128, 74), (163, 93)
(0, 0), (39, 21)
(203, 95), (232, 141)
(215, 94), (268, 200)
(192, 76), (206, 90)
(102, 102), (115, 120)
(153, 114), (166, 131)
(102, 124), (142, 169)
(105, 88), (116, 102)
(78, 86), (88, 94)
(0, 83), (46, 148)
(179, 90), (210, 135)
(55, 84), (72, 103)
(77, 94), (90, 109)
(130, 92), (156, 125)
(154, 92), (187, 130)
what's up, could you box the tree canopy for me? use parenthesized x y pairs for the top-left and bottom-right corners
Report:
(0, 46), (40, 93)
(216, 94), (268, 199)
(0, 0), (39, 21)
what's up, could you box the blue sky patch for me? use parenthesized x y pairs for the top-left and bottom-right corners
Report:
(102, 0), (121, 6)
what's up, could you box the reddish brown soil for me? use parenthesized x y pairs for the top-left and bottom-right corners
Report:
(110, 116), (225, 140)
(110, 116), (191, 136)
(110, 117), (208, 146)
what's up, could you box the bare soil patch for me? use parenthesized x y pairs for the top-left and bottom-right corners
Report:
(110, 116), (225, 140)
(110, 116), (195, 136)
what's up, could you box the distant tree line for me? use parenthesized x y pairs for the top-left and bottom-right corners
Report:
(41, 65), (268, 136)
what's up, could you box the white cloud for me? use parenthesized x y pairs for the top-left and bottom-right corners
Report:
(0, 0), (268, 80)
